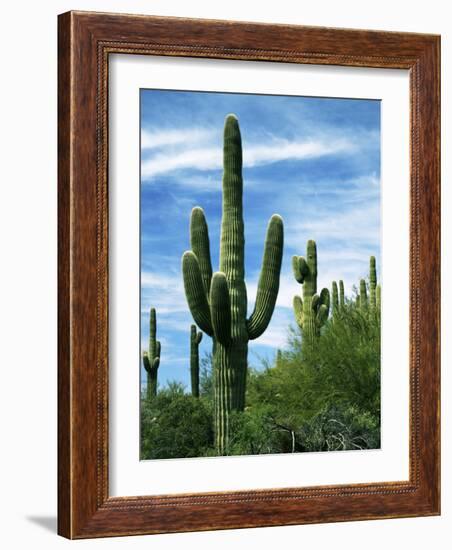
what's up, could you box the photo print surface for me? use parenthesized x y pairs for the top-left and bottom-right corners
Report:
(140, 89), (381, 460)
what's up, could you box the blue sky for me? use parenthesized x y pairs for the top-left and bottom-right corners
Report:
(140, 89), (381, 390)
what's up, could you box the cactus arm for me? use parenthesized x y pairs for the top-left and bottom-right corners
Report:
(142, 352), (151, 373)
(292, 255), (308, 283)
(319, 288), (330, 311)
(247, 214), (284, 340)
(156, 340), (161, 358)
(182, 251), (213, 336)
(210, 272), (232, 345)
(293, 295), (304, 327)
(339, 280), (345, 307)
(311, 294), (320, 311)
(152, 356), (160, 369)
(196, 332), (203, 345)
(316, 304), (329, 327)
(190, 207), (213, 299)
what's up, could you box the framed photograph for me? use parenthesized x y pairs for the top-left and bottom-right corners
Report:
(58, 11), (440, 538)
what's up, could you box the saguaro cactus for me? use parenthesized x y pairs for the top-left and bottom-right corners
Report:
(358, 256), (380, 313)
(369, 256), (378, 311)
(358, 279), (368, 310)
(292, 240), (330, 348)
(332, 281), (339, 315)
(190, 325), (203, 397)
(142, 307), (161, 399)
(332, 280), (345, 317)
(339, 280), (345, 308)
(182, 114), (284, 454)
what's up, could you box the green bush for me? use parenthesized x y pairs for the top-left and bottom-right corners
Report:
(140, 301), (380, 458)
(140, 382), (214, 459)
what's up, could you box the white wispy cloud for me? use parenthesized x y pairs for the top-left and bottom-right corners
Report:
(141, 128), (215, 150)
(284, 201), (380, 250)
(141, 271), (188, 315)
(141, 136), (357, 180)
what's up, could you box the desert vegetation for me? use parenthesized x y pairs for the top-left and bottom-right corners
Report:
(140, 115), (381, 459)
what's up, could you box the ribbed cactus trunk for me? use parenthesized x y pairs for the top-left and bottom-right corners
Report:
(190, 325), (202, 397)
(358, 279), (368, 311)
(369, 256), (377, 311)
(376, 284), (381, 311)
(339, 280), (345, 308)
(292, 240), (329, 350)
(182, 115), (284, 455)
(332, 280), (345, 316)
(332, 281), (338, 316)
(142, 308), (161, 399)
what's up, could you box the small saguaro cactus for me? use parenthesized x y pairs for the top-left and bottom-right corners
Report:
(369, 256), (377, 310)
(358, 279), (368, 311)
(190, 325), (203, 398)
(142, 307), (161, 399)
(182, 114), (284, 454)
(339, 280), (345, 308)
(332, 281), (339, 316)
(332, 280), (345, 317)
(292, 240), (330, 348)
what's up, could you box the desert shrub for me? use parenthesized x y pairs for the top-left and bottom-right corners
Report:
(140, 382), (214, 459)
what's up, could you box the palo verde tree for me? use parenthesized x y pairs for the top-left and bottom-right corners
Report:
(182, 114), (284, 454)
(142, 307), (161, 399)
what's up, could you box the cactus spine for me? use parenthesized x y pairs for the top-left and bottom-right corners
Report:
(182, 114), (284, 454)
(142, 308), (161, 399)
(190, 325), (203, 397)
(292, 240), (330, 348)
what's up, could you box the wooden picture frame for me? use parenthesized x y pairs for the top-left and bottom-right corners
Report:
(58, 10), (440, 539)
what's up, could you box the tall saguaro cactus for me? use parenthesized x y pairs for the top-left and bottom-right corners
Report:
(142, 307), (161, 399)
(182, 114), (284, 454)
(190, 325), (203, 398)
(292, 240), (330, 348)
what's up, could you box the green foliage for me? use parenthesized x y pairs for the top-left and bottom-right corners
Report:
(140, 298), (380, 458)
(244, 301), (380, 452)
(140, 383), (213, 459)
(182, 114), (284, 454)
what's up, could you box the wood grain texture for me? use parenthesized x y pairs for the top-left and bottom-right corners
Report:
(57, 10), (440, 539)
